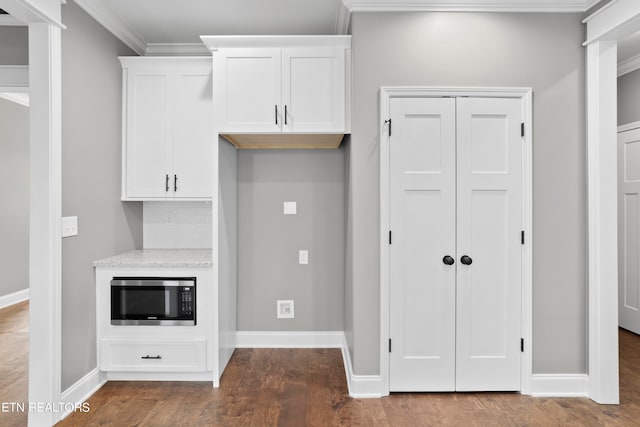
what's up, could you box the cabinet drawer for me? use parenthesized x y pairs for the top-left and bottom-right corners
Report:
(100, 339), (206, 372)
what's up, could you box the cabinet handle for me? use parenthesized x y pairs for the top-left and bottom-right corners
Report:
(174, 174), (178, 192)
(165, 174), (169, 192)
(275, 105), (278, 125)
(141, 355), (162, 360)
(284, 105), (288, 125)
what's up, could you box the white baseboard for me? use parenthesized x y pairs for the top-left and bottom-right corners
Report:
(530, 374), (589, 397)
(0, 288), (29, 309)
(340, 334), (382, 398)
(59, 368), (107, 421)
(235, 331), (345, 348)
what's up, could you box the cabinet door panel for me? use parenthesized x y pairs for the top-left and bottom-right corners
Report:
(172, 67), (213, 198)
(282, 48), (345, 133)
(125, 71), (170, 198)
(214, 48), (281, 132)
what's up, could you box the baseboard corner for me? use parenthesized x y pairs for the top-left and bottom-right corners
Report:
(530, 373), (589, 397)
(0, 288), (29, 309)
(59, 368), (107, 421)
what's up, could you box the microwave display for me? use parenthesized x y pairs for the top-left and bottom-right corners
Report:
(110, 277), (196, 326)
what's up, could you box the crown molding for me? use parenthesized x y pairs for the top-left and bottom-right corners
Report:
(73, 0), (146, 55)
(342, 0), (600, 13)
(618, 52), (640, 76)
(336, 0), (351, 35)
(145, 43), (210, 56)
(0, 92), (29, 107)
(0, 14), (24, 25)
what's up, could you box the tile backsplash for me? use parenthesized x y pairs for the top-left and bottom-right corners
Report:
(143, 202), (212, 249)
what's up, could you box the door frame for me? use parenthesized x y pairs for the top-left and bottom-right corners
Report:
(0, 1), (64, 425)
(379, 86), (533, 396)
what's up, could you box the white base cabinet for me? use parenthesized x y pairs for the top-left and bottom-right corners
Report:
(120, 57), (213, 201)
(95, 265), (220, 384)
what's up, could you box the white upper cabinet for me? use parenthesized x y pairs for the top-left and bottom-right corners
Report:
(205, 36), (351, 138)
(120, 57), (213, 201)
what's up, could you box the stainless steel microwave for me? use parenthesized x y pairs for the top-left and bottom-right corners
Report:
(110, 277), (196, 326)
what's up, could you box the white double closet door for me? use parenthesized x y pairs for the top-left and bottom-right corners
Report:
(389, 96), (523, 392)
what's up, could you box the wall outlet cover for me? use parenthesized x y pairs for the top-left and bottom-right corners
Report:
(284, 201), (297, 215)
(299, 250), (309, 265)
(277, 300), (294, 319)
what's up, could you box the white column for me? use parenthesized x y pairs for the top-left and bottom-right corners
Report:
(28, 22), (62, 426)
(586, 40), (619, 405)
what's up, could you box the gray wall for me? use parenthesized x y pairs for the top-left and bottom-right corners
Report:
(237, 148), (345, 331)
(0, 27), (28, 65)
(0, 98), (29, 298)
(618, 68), (640, 126)
(349, 12), (587, 375)
(61, 2), (142, 390)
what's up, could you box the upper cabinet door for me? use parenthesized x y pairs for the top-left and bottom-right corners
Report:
(124, 67), (171, 199)
(171, 64), (214, 199)
(282, 48), (346, 133)
(214, 48), (281, 133)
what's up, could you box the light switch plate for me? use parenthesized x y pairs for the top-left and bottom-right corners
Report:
(62, 216), (78, 237)
(284, 201), (297, 215)
(299, 250), (309, 265)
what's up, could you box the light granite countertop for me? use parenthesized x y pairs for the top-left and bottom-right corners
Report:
(93, 249), (213, 268)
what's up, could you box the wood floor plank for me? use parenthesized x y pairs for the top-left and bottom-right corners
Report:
(3, 300), (640, 426)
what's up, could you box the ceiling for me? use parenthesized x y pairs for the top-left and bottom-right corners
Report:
(68, 0), (604, 55)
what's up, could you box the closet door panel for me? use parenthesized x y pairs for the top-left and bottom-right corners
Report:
(455, 97), (523, 391)
(389, 97), (456, 391)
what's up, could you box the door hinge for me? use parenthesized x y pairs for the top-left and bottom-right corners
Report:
(521, 230), (525, 245)
(521, 338), (524, 352)
(385, 119), (392, 137)
(389, 230), (392, 244)
(521, 122), (525, 138)
(389, 338), (392, 353)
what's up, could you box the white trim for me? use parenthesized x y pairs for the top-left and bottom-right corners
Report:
(28, 21), (63, 427)
(379, 86), (533, 397)
(0, 92), (29, 106)
(145, 43), (210, 56)
(72, 0), (146, 55)
(0, 65), (29, 89)
(618, 121), (640, 133)
(618, 52), (640, 77)
(201, 35), (352, 52)
(584, 0), (640, 45)
(58, 368), (106, 422)
(340, 334), (383, 398)
(586, 40), (621, 405)
(530, 374), (589, 397)
(343, 0), (598, 13)
(0, 288), (29, 309)
(0, 14), (23, 25)
(336, 0), (351, 35)
(235, 331), (345, 348)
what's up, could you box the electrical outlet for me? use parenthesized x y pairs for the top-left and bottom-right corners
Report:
(299, 250), (308, 265)
(277, 300), (294, 319)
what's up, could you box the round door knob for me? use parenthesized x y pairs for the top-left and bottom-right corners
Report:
(460, 255), (473, 265)
(442, 255), (455, 265)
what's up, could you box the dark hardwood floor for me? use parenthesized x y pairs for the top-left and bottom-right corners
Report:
(2, 301), (640, 426)
(0, 301), (29, 427)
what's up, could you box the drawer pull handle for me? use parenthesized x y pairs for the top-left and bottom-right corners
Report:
(141, 355), (162, 360)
